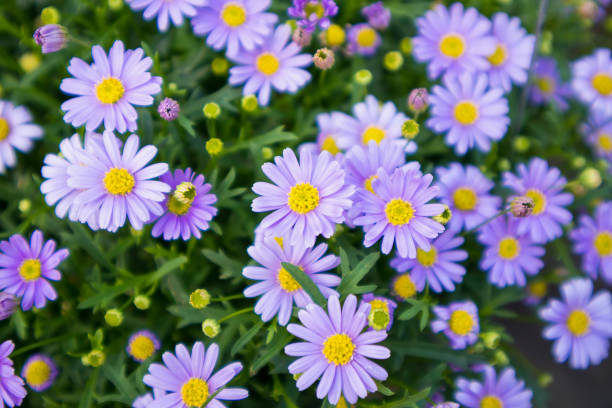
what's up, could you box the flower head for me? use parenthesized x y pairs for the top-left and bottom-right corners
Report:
(0, 341), (26, 407)
(361, 2), (391, 30)
(408, 88), (429, 113)
(455, 365), (532, 408)
(126, 0), (206, 32)
(570, 201), (612, 283)
(127, 330), (161, 363)
(33, 24), (67, 54)
(313, 48), (335, 70)
(347, 23), (381, 56)
(133, 389), (166, 408)
(431, 301), (479, 349)
(157, 97), (180, 121)
(21, 354), (58, 392)
(572, 48), (612, 115)
(390, 273), (417, 301)
(0, 100), (43, 174)
(581, 108), (612, 161)
(530, 57), (571, 110)
(288, 0), (338, 33)
(360, 293), (397, 331)
(510, 196), (535, 218)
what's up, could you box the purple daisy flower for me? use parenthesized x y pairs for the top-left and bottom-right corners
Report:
(581, 108), (612, 161)
(390, 230), (467, 293)
(67, 131), (170, 232)
(143, 342), (248, 408)
(251, 148), (354, 248)
(0, 100), (43, 174)
(243, 236), (340, 325)
(298, 112), (344, 157)
(284, 294), (390, 405)
(152, 168), (218, 241)
(133, 389), (166, 408)
(539, 278), (612, 369)
(0, 293), (16, 321)
(353, 167), (445, 259)
(126, 0), (206, 32)
(288, 0), (338, 33)
(478, 215), (545, 288)
(435, 163), (501, 232)
(60, 40), (162, 133)
(192, 0), (278, 57)
(228, 24), (312, 106)
(455, 365), (533, 408)
(0, 230), (69, 311)
(412, 3), (496, 79)
(572, 48), (612, 115)
(529, 57), (571, 111)
(502, 158), (573, 243)
(21, 354), (58, 392)
(33, 24), (67, 54)
(427, 72), (510, 155)
(0, 341), (26, 407)
(431, 301), (479, 349)
(346, 23), (381, 56)
(570, 201), (612, 283)
(360, 293), (397, 331)
(486, 13), (535, 92)
(361, 2), (391, 30)
(127, 330), (161, 363)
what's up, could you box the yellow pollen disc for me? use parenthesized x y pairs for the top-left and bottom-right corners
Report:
(167, 182), (197, 215)
(181, 378), (209, 407)
(385, 198), (415, 226)
(129, 336), (155, 361)
(393, 274), (416, 299)
(369, 307), (391, 330)
(566, 309), (590, 336)
(277, 267), (302, 293)
(594, 231), (612, 257)
(336, 396), (349, 408)
(452, 187), (478, 211)
(322, 333), (355, 366)
(364, 175), (378, 194)
(498, 237), (520, 260)
(535, 77), (554, 94)
(416, 247), (437, 267)
(487, 44), (507, 66)
(528, 281), (547, 298)
(95, 77), (125, 104)
(439, 33), (465, 59)
(525, 188), (546, 215)
(288, 182), (320, 214)
(369, 299), (389, 313)
(480, 395), (503, 408)
(256, 52), (280, 76)
(304, 2), (325, 19)
(325, 24), (345, 47)
(19, 259), (41, 281)
(598, 133), (612, 152)
(592, 72), (612, 96)
(24, 361), (51, 387)
(274, 236), (284, 248)
(356, 27), (377, 47)
(221, 3), (246, 27)
(449, 310), (474, 336)
(0, 118), (9, 141)
(453, 101), (479, 125)
(103, 168), (135, 196)
(321, 136), (340, 155)
(362, 126), (386, 145)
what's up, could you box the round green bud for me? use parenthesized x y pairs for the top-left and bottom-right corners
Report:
(481, 332), (501, 349)
(133, 295), (151, 310)
(104, 309), (123, 327)
(493, 350), (509, 366)
(86, 350), (106, 367)
(538, 373), (553, 387)
(205, 138), (223, 156)
(400, 37), (412, 55)
(203, 102), (221, 119)
(241, 94), (258, 112)
(498, 158), (511, 172)
(579, 167), (602, 189)
(41, 7), (60, 24)
(189, 289), (211, 309)
(211, 57), (229, 76)
(368, 307), (390, 331)
(513, 136), (530, 152)
(202, 319), (220, 338)
(572, 156), (586, 168)
(18, 199), (31, 214)
(108, 0), (123, 10)
(354, 69), (373, 86)
(384, 51), (404, 71)
(262, 147), (274, 160)
(401, 119), (419, 139)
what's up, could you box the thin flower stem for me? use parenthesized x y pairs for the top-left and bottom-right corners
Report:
(12, 334), (74, 357)
(211, 294), (244, 302)
(218, 307), (252, 323)
(461, 208), (511, 236)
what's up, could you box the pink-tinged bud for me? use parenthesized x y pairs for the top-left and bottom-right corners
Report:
(511, 196), (535, 218)
(157, 97), (180, 121)
(578, 1), (598, 20)
(33, 24), (67, 54)
(0, 293), (17, 321)
(312, 48), (335, 70)
(408, 88), (429, 113)
(292, 27), (312, 47)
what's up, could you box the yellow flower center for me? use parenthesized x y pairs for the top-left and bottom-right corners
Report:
(322, 333), (355, 366)
(274, 236), (284, 248)
(452, 187), (478, 211)
(24, 361), (52, 388)
(167, 182), (197, 215)
(288, 183), (320, 214)
(364, 175), (378, 194)
(498, 237), (520, 260)
(480, 395), (503, 408)
(221, 3), (246, 27)
(453, 101), (479, 125)
(449, 310), (474, 336)
(336, 396), (349, 408)
(0, 118), (9, 141)
(525, 188), (546, 215)
(368, 299), (391, 330)
(592, 72), (612, 96)
(181, 378), (209, 407)
(95, 77), (125, 104)
(362, 126), (386, 144)
(439, 33), (465, 59)
(321, 136), (340, 155)
(325, 24), (345, 46)
(566, 309), (590, 336)
(487, 44), (507, 66)
(385, 198), (415, 226)
(598, 133), (612, 152)
(103, 168), (135, 196)
(129, 335), (156, 361)
(304, 2), (325, 19)
(416, 247), (437, 267)
(594, 231), (612, 257)
(393, 274), (416, 299)
(528, 281), (547, 298)
(535, 77), (554, 94)
(256, 53), (280, 76)
(277, 267), (302, 293)
(19, 259), (41, 281)
(356, 27), (377, 47)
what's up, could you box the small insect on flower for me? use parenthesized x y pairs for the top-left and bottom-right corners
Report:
(455, 365), (533, 408)
(33, 24), (67, 54)
(0, 100), (43, 174)
(0, 341), (26, 407)
(510, 196), (535, 218)
(570, 201), (612, 283)
(431, 301), (480, 349)
(288, 0), (339, 33)
(293, 27), (313, 47)
(127, 331), (160, 363)
(21, 354), (58, 392)
(157, 97), (180, 121)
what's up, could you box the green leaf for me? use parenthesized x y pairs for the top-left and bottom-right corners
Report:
(177, 114), (196, 136)
(397, 303), (423, 321)
(231, 321), (265, 356)
(251, 328), (293, 374)
(145, 256), (187, 284)
(419, 305), (430, 331)
(78, 367), (99, 408)
(387, 341), (484, 367)
(226, 126), (297, 153)
(102, 362), (137, 401)
(337, 252), (380, 297)
(282, 262), (327, 307)
(202, 249), (243, 277)
(68, 223), (115, 272)
(377, 381), (395, 396)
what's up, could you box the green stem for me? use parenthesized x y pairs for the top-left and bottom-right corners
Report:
(12, 334), (73, 357)
(462, 208), (511, 236)
(218, 307), (252, 323)
(211, 294), (244, 302)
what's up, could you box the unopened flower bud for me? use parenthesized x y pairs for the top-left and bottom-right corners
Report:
(402, 119), (419, 139)
(189, 289), (211, 309)
(206, 138), (223, 156)
(203, 102), (221, 119)
(211, 57), (229, 76)
(354, 69), (372, 85)
(493, 350), (509, 366)
(0, 293), (17, 321)
(408, 88), (429, 113)
(292, 27), (312, 47)
(202, 319), (220, 338)
(157, 97), (180, 121)
(18, 199), (31, 214)
(85, 350), (106, 367)
(481, 332), (501, 349)
(368, 307), (390, 331)
(104, 309), (123, 327)
(510, 196), (534, 218)
(108, 0), (124, 10)
(133, 295), (150, 310)
(538, 373), (553, 387)
(262, 147), (274, 160)
(579, 167), (602, 189)
(384, 51), (403, 71)
(513, 136), (530, 152)
(41, 7), (60, 25)
(578, 1), (598, 20)
(313, 48), (335, 70)
(19, 53), (41, 72)
(34, 24), (67, 54)
(400, 37), (412, 55)
(241, 95), (258, 112)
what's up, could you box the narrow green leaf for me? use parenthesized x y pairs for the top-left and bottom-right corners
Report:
(376, 381), (395, 396)
(78, 367), (99, 408)
(337, 252), (380, 296)
(231, 321), (265, 356)
(202, 249), (243, 277)
(361, 387), (430, 408)
(102, 363), (137, 401)
(146, 256), (187, 284)
(387, 341), (483, 367)
(419, 306), (430, 331)
(282, 262), (327, 307)
(251, 328), (293, 374)
(177, 114), (195, 136)
(69, 223), (115, 272)
(338, 247), (351, 278)
(397, 304), (422, 321)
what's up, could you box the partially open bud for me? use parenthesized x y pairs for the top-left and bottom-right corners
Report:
(34, 24), (67, 54)
(510, 196), (534, 218)
(354, 69), (372, 85)
(481, 332), (501, 349)
(313, 48), (335, 70)
(292, 27), (312, 47)
(368, 307), (391, 331)
(157, 97), (180, 121)
(206, 138), (223, 156)
(578, 1), (598, 21)
(408, 88), (429, 113)
(401, 119), (419, 139)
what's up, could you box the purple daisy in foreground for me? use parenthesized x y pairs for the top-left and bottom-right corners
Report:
(540, 278), (612, 369)
(60, 40), (162, 133)
(0, 341), (26, 407)
(133, 389), (166, 408)
(243, 237), (340, 325)
(284, 294), (390, 405)
(252, 148), (354, 248)
(346, 23), (381, 56)
(570, 201), (612, 283)
(288, 0), (338, 32)
(21, 354), (58, 392)
(0, 230), (69, 311)
(298, 112), (344, 157)
(431, 301), (479, 349)
(361, 293), (397, 331)
(529, 57), (571, 111)
(0, 100), (43, 174)
(126, 0), (206, 32)
(455, 365), (533, 408)
(127, 330), (161, 363)
(572, 48), (612, 115)
(503, 158), (573, 243)
(143, 342), (248, 408)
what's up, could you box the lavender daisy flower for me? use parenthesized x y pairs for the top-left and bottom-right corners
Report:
(486, 13), (535, 92)
(502, 158), (573, 243)
(346, 23), (381, 57)
(0, 100), (43, 174)
(125, 0), (206, 32)
(192, 0), (278, 57)
(143, 342), (248, 408)
(0, 341), (26, 407)
(251, 148), (354, 248)
(0, 230), (69, 311)
(390, 230), (467, 293)
(0, 293), (16, 321)
(431, 301), (479, 349)
(33, 24), (67, 54)
(455, 365), (533, 408)
(133, 389), (166, 408)
(412, 3), (496, 79)
(427, 72), (510, 155)
(570, 201), (612, 283)
(361, 2), (391, 30)
(540, 278), (612, 369)
(298, 112), (344, 157)
(478, 215), (545, 287)
(127, 330), (161, 363)
(435, 163), (501, 232)
(288, 0), (338, 32)
(67, 131), (170, 232)
(60, 40), (162, 133)
(21, 354), (58, 392)
(529, 57), (571, 110)
(243, 237), (340, 325)
(228, 24), (312, 106)
(353, 167), (445, 259)
(152, 168), (218, 241)
(572, 48), (612, 115)
(390, 273), (417, 301)
(581, 108), (612, 161)
(284, 294), (390, 405)
(360, 293), (397, 331)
